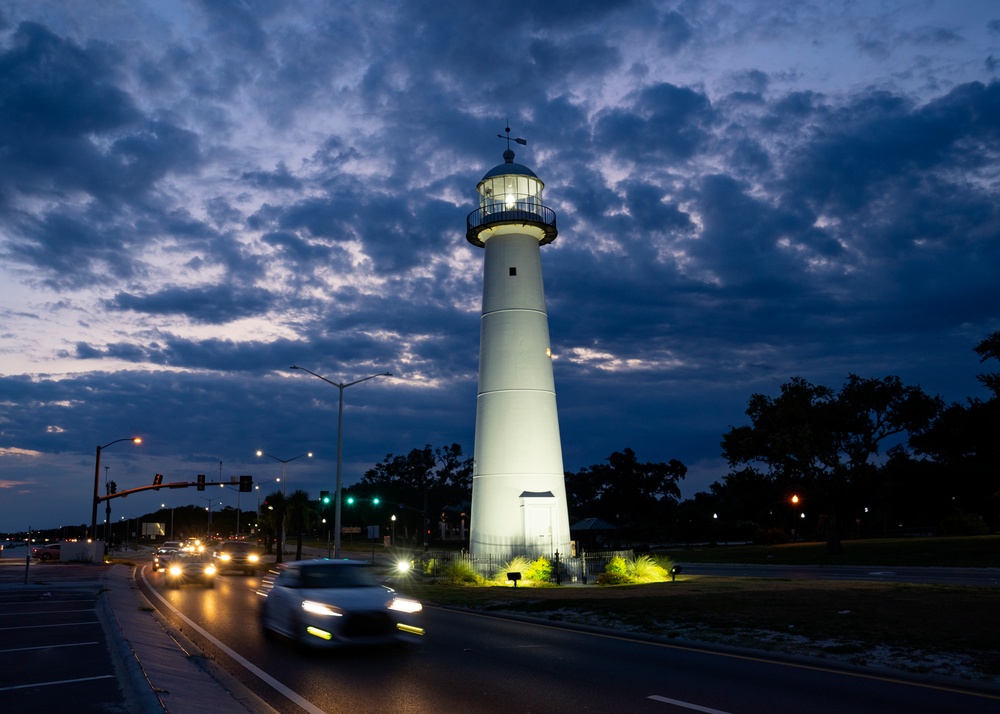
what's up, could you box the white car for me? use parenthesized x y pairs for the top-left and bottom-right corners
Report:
(257, 559), (424, 648)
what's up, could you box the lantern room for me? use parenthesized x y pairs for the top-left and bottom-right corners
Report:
(466, 148), (558, 247)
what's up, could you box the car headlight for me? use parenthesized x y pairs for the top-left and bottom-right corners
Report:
(302, 600), (343, 617)
(169, 566), (181, 576)
(219, 553), (231, 561)
(248, 554), (259, 562)
(388, 597), (422, 614)
(204, 565), (216, 575)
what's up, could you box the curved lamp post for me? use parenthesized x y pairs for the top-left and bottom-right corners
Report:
(219, 483), (246, 538)
(290, 366), (391, 557)
(255, 478), (280, 525)
(91, 437), (142, 540)
(256, 451), (312, 557)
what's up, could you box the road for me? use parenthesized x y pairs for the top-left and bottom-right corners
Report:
(674, 562), (1000, 587)
(137, 562), (1000, 714)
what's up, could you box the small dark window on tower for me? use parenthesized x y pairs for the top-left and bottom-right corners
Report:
(509, 267), (517, 276)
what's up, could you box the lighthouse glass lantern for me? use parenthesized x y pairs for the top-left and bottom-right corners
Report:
(466, 148), (557, 248)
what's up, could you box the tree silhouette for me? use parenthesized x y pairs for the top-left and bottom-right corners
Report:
(260, 490), (285, 562)
(722, 375), (942, 552)
(565, 448), (686, 541)
(286, 489), (318, 561)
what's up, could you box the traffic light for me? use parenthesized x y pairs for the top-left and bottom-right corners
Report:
(346, 496), (355, 505)
(372, 497), (380, 505)
(197, 474), (206, 491)
(320, 490), (330, 504)
(153, 473), (163, 488)
(108, 480), (117, 494)
(239, 475), (252, 492)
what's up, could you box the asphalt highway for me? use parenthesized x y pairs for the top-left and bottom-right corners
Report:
(136, 561), (1000, 714)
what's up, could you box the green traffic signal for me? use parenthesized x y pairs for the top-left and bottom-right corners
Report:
(346, 496), (355, 505)
(372, 497), (380, 505)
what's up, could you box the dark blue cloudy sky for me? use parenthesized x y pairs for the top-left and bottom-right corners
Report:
(2, 1), (998, 531)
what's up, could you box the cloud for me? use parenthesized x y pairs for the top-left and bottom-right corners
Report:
(106, 285), (278, 324)
(0, 1), (998, 530)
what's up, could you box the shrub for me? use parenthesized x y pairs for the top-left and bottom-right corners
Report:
(604, 555), (627, 576)
(938, 514), (990, 536)
(524, 557), (552, 583)
(628, 554), (674, 582)
(754, 527), (791, 545)
(595, 569), (632, 585)
(650, 553), (676, 574)
(596, 553), (675, 585)
(441, 558), (485, 585)
(493, 556), (532, 585)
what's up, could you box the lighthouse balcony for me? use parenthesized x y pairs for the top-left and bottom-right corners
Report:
(466, 204), (558, 247)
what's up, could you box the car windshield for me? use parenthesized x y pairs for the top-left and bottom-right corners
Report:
(173, 552), (210, 563)
(300, 565), (379, 589)
(220, 543), (256, 552)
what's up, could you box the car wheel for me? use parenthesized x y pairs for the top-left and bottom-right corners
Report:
(260, 607), (274, 638)
(290, 612), (307, 648)
(205, 579), (215, 589)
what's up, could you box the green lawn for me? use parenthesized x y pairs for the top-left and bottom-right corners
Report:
(392, 536), (1000, 684)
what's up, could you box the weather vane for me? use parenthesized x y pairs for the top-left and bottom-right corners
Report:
(497, 123), (527, 150)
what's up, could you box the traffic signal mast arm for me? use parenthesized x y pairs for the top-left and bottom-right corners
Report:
(95, 476), (254, 503)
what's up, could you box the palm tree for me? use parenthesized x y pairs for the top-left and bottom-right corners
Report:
(286, 489), (318, 561)
(260, 491), (286, 562)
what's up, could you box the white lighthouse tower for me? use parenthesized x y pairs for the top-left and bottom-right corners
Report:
(466, 131), (572, 561)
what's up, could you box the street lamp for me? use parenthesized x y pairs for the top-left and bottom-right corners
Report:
(256, 451), (311, 555)
(91, 437), (142, 540)
(162, 503), (174, 541)
(255, 479), (279, 522)
(201, 497), (220, 537)
(219, 483), (247, 538)
(290, 365), (391, 558)
(255, 451), (311, 497)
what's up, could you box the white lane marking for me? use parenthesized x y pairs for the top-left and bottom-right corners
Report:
(0, 621), (97, 630)
(139, 566), (326, 714)
(648, 695), (734, 713)
(0, 608), (94, 615)
(0, 641), (98, 654)
(0, 675), (116, 692)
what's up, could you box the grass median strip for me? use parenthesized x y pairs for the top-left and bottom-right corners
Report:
(406, 577), (1000, 682)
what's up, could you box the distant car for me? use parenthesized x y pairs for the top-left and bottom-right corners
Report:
(162, 541), (182, 551)
(212, 541), (262, 575)
(152, 547), (178, 572)
(32, 543), (61, 561)
(164, 551), (216, 588)
(257, 559), (424, 649)
(179, 538), (206, 553)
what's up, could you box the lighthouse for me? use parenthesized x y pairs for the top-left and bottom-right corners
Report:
(466, 131), (572, 560)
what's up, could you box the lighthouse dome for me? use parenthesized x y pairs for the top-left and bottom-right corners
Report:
(468, 148), (557, 247)
(480, 148), (539, 181)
